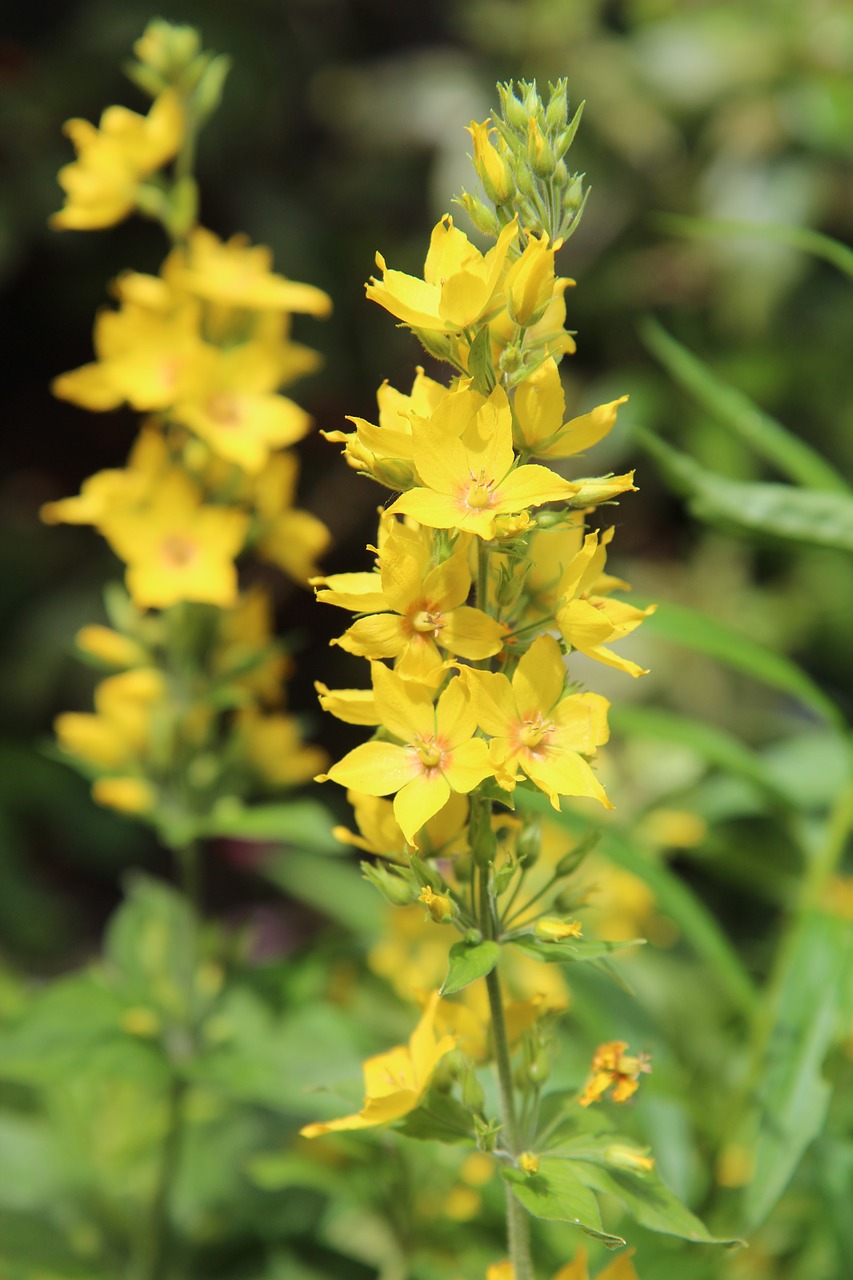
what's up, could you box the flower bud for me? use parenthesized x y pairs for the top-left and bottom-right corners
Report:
(527, 119), (554, 178)
(467, 121), (515, 206)
(457, 192), (500, 238)
(533, 917), (583, 941)
(516, 819), (541, 867)
(91, 776), (155, 815)
(419, 885), (454, 923)
(519, 1152), (540, 1175)
(362, 860), (418, 906)
(604, 1144), (655, 1174)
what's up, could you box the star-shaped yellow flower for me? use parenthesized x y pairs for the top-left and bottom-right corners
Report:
(366, 214), (517, 333)
(317, 523), (504, 682)
(51, 89), (184, 231)
(317, 664), (492, 845)
(460, 633), (612, 811)
(99, 469), (249, 609)
(387, 386), (579, 539)
(165, 226), (332, 316)
(300, 991), (456, 1136)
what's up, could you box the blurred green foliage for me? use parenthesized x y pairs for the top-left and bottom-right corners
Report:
(2, 1), (852, 1277)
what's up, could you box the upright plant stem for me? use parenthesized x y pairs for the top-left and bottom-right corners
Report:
(138, 1074), (187, 1280)
(476, 858), (535, 1280)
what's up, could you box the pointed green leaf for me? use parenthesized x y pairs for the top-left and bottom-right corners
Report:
(639, 599), (844, 729)
(509, 935), (644, 964)
(466, 323), (497, 395)
(565, 1158), (741, 1245)
(502, 1161), (625, 1248)
(440, 939), (500, 995)
(639, 318), (849, 493)
(636, 424), (853, 553)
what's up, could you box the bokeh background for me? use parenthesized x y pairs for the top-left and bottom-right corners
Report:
(2, 2), (852, 1277)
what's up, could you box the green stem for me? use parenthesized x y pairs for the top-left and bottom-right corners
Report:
(175, 839), (202, 916)
(476, 859), (535, 1280)
(138, 1074), (186, 1280)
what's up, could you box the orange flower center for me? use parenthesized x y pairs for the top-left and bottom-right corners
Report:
(160, 533), (197, 567)
(206, 391), (243, 426)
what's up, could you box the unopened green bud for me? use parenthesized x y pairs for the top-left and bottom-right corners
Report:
(493, 861), (516, 896)
(499, 83), (529, 131)
(193, 54), (232, 124)
(545, 83), (568, 132)
(457, 192), (500, 238)
(527, 120), (555, 178)
(361, 860), (418, 906)
(412, 326), (456, 364)
(464, 927), (483, 946)
(564, 175), (585, 213)
(371, 456), (418, 490)
(526, 1047), (550, 1085)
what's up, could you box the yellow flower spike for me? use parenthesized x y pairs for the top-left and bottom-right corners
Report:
(317, 665), (492, 846)
(578, 1040), (651, 1107)
(460, 633), (612, 811)
(300, 990), (456, 1137)
(166, 227), (332, 316)
(99, 469), (248, 609)
(556, 528), (656, 677)
(419, 885), (454, 923)
(51, 89), (184, 231)
(366, 214), (517, 335)
(91, 776), (156, 815)
(388, 385), (579, 539)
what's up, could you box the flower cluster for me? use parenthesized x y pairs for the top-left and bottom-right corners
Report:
(305, 81), (655, 1211)
(44, 22), (330, 836)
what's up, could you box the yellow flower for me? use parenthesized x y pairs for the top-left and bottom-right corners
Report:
(236, 708), (329, 787)
(419, 885), (454, 922)
(99, 469), (248, 609)
(40, 425), (168, 527)
(467, 120), (514, 205)
(215, 588), (290, 706)
(317, 665), (492, 846)
(165, 227), (332, 316)
(578, 1040), (651, 1107)
(55, 668), (165, 770)
(51, 89), (184, 231)
(513, 358), (628, 460)
(556, 528), (655, 677)
(323, 367), (447, 489)
(171, 342), (313, 474)
(314, 681), (380, 726)
(300, 991), (456, 1137)
(387, 386), (579, 539)
(505, 235), (565, 327)
(52, 294), (212, 413)
(318, 523), (504, 682)
(460, 634), (612, 811)
(366, 215), (517, 334)
(334, 789), (469, 862)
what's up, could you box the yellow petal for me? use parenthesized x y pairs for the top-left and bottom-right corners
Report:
(393, 772), (452, 845)
(323, 741), (417, 796)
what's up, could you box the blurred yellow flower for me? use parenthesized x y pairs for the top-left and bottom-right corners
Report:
(578, 1040), (651, 1107)
(51, 89), (184, 231)
(300, 991), (455, 1137)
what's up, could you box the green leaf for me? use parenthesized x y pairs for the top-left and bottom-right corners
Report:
(636, 424), (853, 553)
(201, 798), (342, 853)
(105, 874), (196, 1018)
(640, 600), (844, 729)
(517, 792), (759, 1017)
(638, 318), (850, 493)
(396, 1091), (475, 1143)
(565, 1158), (741, 1245)
(655, 213), (853, 284)
(440, 939), (500, 995)
(503, 1161), (625, 1247)
(609, 704), (792, 804)
(466, 323), (496, 395)
(737, 905), (853, 1231)
(509, 935), (644, 964)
